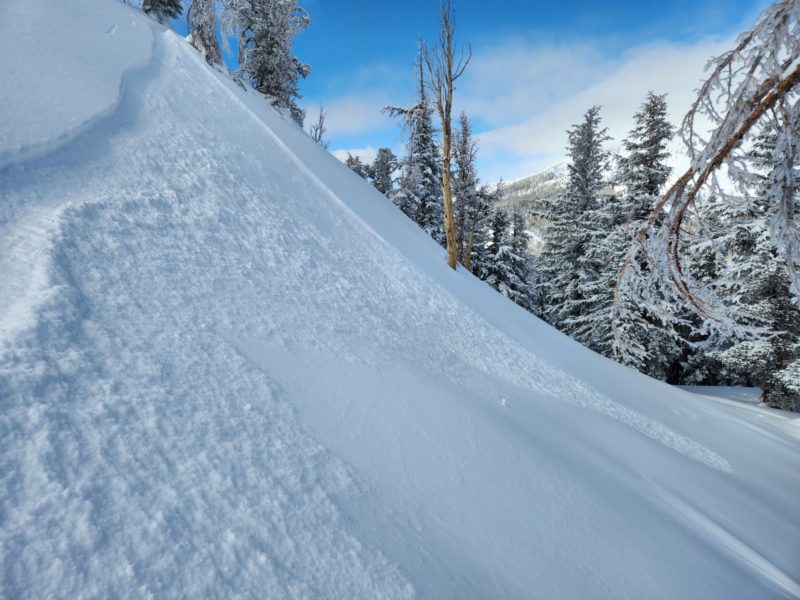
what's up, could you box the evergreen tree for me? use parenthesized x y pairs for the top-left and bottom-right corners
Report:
(369, 148), (397, 195)
(566, 192), (627, 357)
(609, 208), (688, 382)
(188, 0), (221, 64)
(619, 92), (673, 199)
(542, 101), (682, 379)
(539, 106), (610, 331)
(773, 358), (800, 412)
(484, 208), (511, 288)
(453, 112), (480, 266)
(385, 55), (443, 244)
(231, 0), (310, 126)
(604, 92), (680, 380)
(344, 153), (369, 179)
(509, 211), (540, 312)
(468, 184), (498, 277)
(685, 125), (800, 410)
(388, 171), (419, 221)
(143, 0), (182, 23)
(407, 65), (443, 245)
(481, 209), (538, 311)
(715, 269), (800, 411)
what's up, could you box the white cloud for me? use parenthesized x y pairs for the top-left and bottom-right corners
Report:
(331, 146), (379, 165)
(469, 36), (734, 182)
(307, 95), (395, 138)
(459, 37), (613, 128)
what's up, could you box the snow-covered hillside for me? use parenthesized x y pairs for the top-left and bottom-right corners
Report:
(500, 162), (568, 213)
(498, 163), (567, 254)
(1, 1), (799, 598)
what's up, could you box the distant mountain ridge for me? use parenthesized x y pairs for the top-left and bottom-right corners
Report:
(499, 162), (568, 215)
(497, 163), (568, 254)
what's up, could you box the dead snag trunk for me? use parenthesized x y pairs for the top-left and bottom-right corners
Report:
(423, 0), (471, 270)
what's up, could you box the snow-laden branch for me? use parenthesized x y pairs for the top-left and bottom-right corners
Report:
(617, 0), (800, 318)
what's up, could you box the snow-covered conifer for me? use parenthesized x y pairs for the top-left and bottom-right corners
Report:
(600, 93), (680, 378)
(684, 125), (800, 409)
(370, 148), (397, 196)
(567, 193), (627, 357)
(509, 211), (540, 312)
(188, 0), (221, 64)
(484, 208), (511, 286)
(619, 92), (673, 200)
(480, 209), (537, 311)
(453, 112), (480, 266)
(539, 106), (610, 331)
(142, 0), (182, 23)
(344, 153), (369, 179)
(229, 0), (310, 126)
(468, 183), (499, 277)
(618, 1), (800, 312)
(385, 56), (443, 244)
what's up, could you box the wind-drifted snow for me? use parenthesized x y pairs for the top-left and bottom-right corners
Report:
(1, 0), (799, 598)
(0, 0), (151, 169)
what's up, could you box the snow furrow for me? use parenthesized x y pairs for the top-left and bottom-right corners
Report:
(0, 0), (152, 170)
(0, 17), (162, 349)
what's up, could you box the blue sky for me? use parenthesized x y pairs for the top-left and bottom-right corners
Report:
(178, 0), (770, 182)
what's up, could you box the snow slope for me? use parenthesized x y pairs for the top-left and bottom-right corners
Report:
(1, 1), (799, 598)
(681, 386), (765, 405)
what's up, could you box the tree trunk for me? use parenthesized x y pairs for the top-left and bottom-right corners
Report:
(442, 145), (458, 269)
(423, 1), (471, 271)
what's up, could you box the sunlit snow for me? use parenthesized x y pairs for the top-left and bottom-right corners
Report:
(0, 1), (798, 598)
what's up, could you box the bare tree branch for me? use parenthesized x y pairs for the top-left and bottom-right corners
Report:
(308, 105), (329, 149)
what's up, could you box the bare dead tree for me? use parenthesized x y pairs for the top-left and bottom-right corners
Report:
(616, 0), (800, 317)
(309, 105), (329, 149)
(423, 0), (472, 270)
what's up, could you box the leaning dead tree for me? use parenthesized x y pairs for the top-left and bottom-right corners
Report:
(616, 0), (800, 316)
(423, 0), (472, 270)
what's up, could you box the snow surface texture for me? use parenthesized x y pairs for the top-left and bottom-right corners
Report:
(0, 0), (151, 169)
(1, 1), (799, 598)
